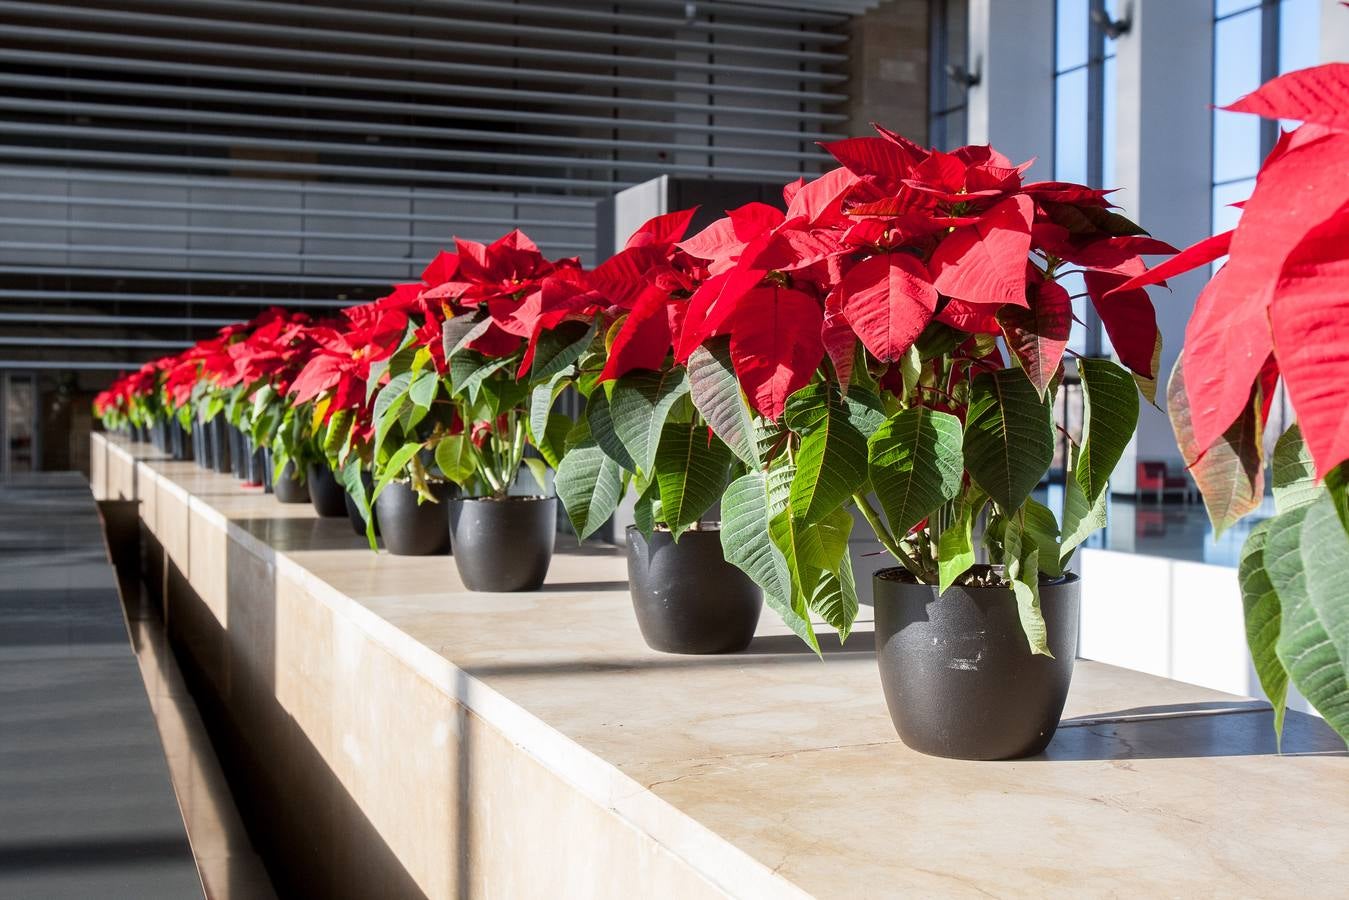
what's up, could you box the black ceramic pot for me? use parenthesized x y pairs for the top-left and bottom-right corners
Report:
(261, 448), (274, 494)
(273, 461), (310, 504)
(193, 422), (210, 469)
(873, 568), (1081, 760)
(171, 420), (193, 462)
(344, 470), (378, 536)
(626, 526), (762, 654)
(375, 480), (453, 556)
(209, 418), (232, 475)
(306, 462), (348, 518)
(449, 496), (556, 591)
(243, 437), (266, 486)
(230, 426), (249, 480)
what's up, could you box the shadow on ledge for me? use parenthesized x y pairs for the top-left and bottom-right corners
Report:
(1038, 701), (1349, 761)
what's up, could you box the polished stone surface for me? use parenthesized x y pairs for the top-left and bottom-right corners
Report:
(0, 472), (202, 899)
(101, 435), (1349, 899)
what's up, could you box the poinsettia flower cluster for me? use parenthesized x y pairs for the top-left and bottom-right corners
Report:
(578, 127), (1176, 420)
(422, 229), (606, 376)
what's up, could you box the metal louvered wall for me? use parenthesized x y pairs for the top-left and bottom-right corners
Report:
(0, 0), (884, 383)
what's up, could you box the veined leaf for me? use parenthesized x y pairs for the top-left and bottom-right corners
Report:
(808, 550), (859, 644)
(449, 352), (511, 404)
(1076, 357), (1139, 503)
(964, 368), (1054, 512)
(530, 319), (596, 381)
(721, 470), (811, 648)
(1169, 353), (1264, 537)
(1271, 424), (1318, 514)
(687, 337), (760, 468)
(1268, 501), (1349, 743)
(868, 406), (963, 537)
(322, 408), (354, 459)
(535, 412), (572, 469)
(529, 371), (569, 445)
(1020, 497), (1064, 578)
(611, 368), (690, 476)
(1238, 520), (1287, 743)
(371, 441), (422, 503)
(654, 421), (733, 539)
(1297, 494), (1349, 742)
(937, 489), (984, 594)
(339, 455), (378, 551)
(785, 383), (870, 525)
(434, 434), (475, 486)
(585, 387), (637, 471)
(554, 424), (624, 540)
(522, 457), (550, 494)
(1004, 515), (1051, 657)
(998, 279), (1072, 398)
(1059, 445), (1108, 567)
(373, 371), (414, 453)
(409, 368), (439, 410)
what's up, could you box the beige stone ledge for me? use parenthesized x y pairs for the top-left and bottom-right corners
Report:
(92, 433), (1349, 899)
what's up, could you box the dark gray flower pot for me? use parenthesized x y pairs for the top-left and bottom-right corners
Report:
(873, 568), (1080, 760)
(449, 496), (555, 591)
(374, 480), (453, 555)
(625, 526), (762, 654)
(273, 461), (310, 504)
(306, 462), (348, 518)
(209, 417), (232, 475)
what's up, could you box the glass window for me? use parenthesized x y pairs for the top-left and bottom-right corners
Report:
(1279, 0), (1320, 73)
(1213, 9), (1264, 184)
(1055, 67), (1090, 185)
(1057, 0), (1091, 72)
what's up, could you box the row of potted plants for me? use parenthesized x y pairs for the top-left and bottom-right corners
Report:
(96, 61), (1349, 757)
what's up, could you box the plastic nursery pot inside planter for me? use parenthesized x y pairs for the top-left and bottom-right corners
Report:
(209, 418), (232, 475)
(375, 480), (453, 556)
(626, 525), (762, 654)
(873, 567), (1080, 761)
(449, 496), (556, 591)
(306, 462), (348, 518)
(344, 471), (378, 537)
(272, 460), (310, 504)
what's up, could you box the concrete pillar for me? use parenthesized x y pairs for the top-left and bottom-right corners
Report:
(965, 0), (1056, 178)
(1110, 1), (1214, 492)
(1322, 0), (1349, 61)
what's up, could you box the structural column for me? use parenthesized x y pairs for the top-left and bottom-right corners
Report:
(965, 0), (1056, 179)
(1110, 1), (1214, 492)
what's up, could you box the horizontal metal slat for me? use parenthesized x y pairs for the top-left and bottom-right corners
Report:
(0, 44), (847, 125)
(0, 360), (157, 371)
(0, 266), (396, 286)
(1, 12), (847, 100)
(402, 0), (849, 43)
(0, 194), (590, 232)
(0, 145), (628, 193)
(0, 71), (841, 144)
(123, 0), (847, 63)
(0, 313), (235, 328)
(0, 290), (351, 308)
(0, 94), (831, 165)
(0, 336), (192, 349)
(0, 166), (600, 209)
(0, 219), (593, 253)
(0, 121), (815, 182)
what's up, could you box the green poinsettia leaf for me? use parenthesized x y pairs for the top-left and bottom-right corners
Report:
(1076, 356), (1138, 504)
(963, 368), (1054, 512)
(654, 420), (733, 540)
(687, 337), (760, 469)
(868, 406), (963, 537)
(554, 423), (624, 541)
(785, 383), (869, 526)
(1237, 519), (1287, 745)
(610, 368), (690, 477)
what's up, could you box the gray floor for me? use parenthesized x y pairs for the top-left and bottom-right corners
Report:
(0, 472), (202, 899)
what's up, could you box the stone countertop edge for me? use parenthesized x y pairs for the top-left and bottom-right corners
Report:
(164, 463), (813, 900)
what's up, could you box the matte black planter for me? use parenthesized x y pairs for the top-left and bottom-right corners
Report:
(873, 568), (1081, 760)
(243, 437), (266, 487)
(230, 426), (249, 480)
(209, 418), (232, 475)
(375, 480), (454, 556)
(171, 420), (193, 462)
(306, 462), (348, 518)
(344, 471), (379, 537)
(273, 461), (310, 504)
(626, 526), (762, 654)
(194, 422), (212, 470)
(449, 496), (555, 591)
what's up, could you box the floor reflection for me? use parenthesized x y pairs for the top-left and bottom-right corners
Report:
(1036, 486), (1273, 568)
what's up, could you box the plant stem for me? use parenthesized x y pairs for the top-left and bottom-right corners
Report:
(852, 492), (928, 579)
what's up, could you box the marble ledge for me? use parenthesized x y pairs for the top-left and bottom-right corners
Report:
(96, 433), (1349, 899)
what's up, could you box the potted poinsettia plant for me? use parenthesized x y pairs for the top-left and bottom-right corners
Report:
(665, 126), (1176, 759)
(354, 276), (461, 556)
(555, 208), (766, 653)
(423, 230), (596, 591)
(1108, 63), (1349, 746)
